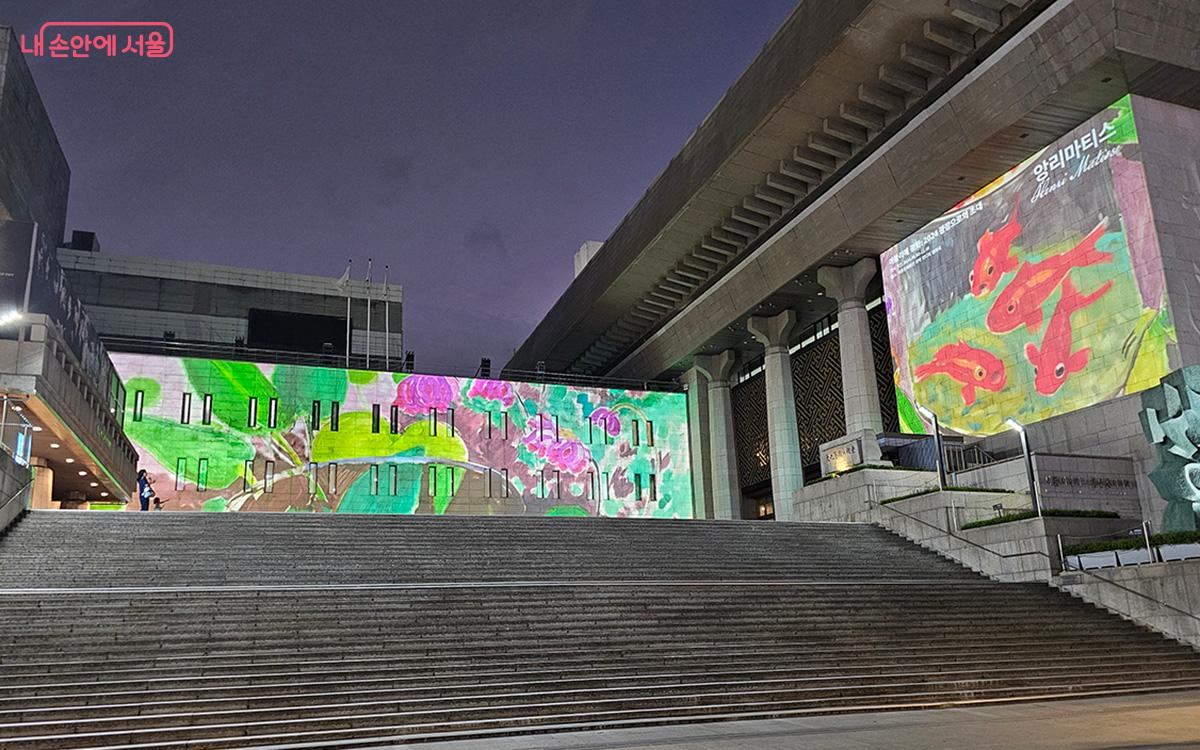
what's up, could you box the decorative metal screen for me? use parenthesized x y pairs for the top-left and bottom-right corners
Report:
(731, 305), (897, 489)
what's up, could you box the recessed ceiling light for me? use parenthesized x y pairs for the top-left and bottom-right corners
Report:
(31, 426), (42, 432)
(64, 457), (75, 463)
(11, 406), (21, 412)
(49, 442), (60, 449)
(77, 470), (87, 476)
(89, 482), (98, 487)
(100, 492), (109, 497)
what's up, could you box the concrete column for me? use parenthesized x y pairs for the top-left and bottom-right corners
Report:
(693, 350), (741, 520)
(747, 310), (801, 520)
(30, 457), (53, 510)
(818, 258), (884, 436)
(680, 367), (714, 519)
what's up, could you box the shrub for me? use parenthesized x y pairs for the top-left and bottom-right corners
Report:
(962, 508), (1120, 530)
(881, 486), (1014, 505)
(1063, 529), (1200, 556)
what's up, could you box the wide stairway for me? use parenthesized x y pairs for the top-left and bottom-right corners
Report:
(0, 512), (1197, 749)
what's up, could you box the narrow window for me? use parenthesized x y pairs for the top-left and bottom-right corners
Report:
(486, 410), (493, 439)
(540, 469), (546, 499)
(649, 474), (657, 504)
(430, 465), (438, 496)
(487, 467), (493, 498)
(132, 390), (145, 422)
(538, 415), (545, 442)
(554, 415), (560, 442)
(448, 408), (456, 437)
(330, 401), (340, 432)
(202, 394), (213, 425)
(635, 473), (643, 502)
(264, 460), (275, 492)
(197, 458), (209, 492)
(554, 469), (561, 499)
(311, 400), (321, 431)
(389, 464), (398, 495)
(370, 464), (379, 495)
(503, 412), (509, 440)
(647, 420), (655, 447)
(588, 470), (596, 501)
(243, 459), (254, 491)
(429, 408), (438, 436)
(587, 417), (594, 444)
(268, 397), (278, 429)
(389, 405), (399, 434)
(602, 472), (610, 502)
(247, 396), (258, 428)
(308, 462), (317, 494)
(372, 404), (381, 434)
(329, 463), (338, 494)
(501, 467), (509, 499)
(180, 393), (192, 424)
(175, 457), (186, 490)
(633, 419), (640, 446)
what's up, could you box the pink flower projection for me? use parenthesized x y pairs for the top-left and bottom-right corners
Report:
(522, 414), (591, 474)
(393, 375), (457, 412)
(467, 379), (516, 407)
(590, 407), (621, 437)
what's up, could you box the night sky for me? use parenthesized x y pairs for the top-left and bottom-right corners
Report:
(5, 1), (796, 372)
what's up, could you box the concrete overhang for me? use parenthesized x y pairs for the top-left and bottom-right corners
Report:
(507, 0), (1062, 376)
(606, 0), (1200, 379)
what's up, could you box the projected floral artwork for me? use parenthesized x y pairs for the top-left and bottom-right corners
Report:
(112, 353), (692, 518)
(882, 95), (1176, 437)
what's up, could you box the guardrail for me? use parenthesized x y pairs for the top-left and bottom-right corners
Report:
(0, 478), (33, 536)
(0, 398), (32, 468)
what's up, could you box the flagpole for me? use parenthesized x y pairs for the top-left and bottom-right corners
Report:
(383, 264), (390, 371)
(344, 259), (352, 368)
(365, 257), (373, 370)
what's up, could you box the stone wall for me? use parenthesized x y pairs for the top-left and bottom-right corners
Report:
(1057, 559), (1200, 649)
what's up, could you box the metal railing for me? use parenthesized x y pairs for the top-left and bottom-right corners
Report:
(0, 477), (34, 536)
(101, 335), (682, 392)
(1059, 522), (1200, 571)
(871, 495), (1200, 634)
(0, 398), (32, 468)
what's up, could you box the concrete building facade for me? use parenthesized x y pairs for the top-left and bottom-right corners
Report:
(509, 0), (1200, 528)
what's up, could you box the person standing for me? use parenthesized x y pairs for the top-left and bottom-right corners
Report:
(136, 469), (156, 512)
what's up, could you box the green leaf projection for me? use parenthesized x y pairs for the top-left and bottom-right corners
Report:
(882, 95), (1176, 437)
(112, 353), (693, 518)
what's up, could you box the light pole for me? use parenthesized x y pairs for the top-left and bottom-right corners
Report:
(917, 405), (946, 490)
(1005, 418), (1040, 516)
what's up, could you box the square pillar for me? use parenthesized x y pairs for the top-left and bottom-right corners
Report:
(681, 366), (714, 519)
(747, 310), (801, 520)
(818, 258), (885, 466)
(693, 350), (741, 520)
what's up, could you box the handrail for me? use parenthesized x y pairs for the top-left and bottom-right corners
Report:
(871, 494), (1200, 628)
(0, 478), (34, 535)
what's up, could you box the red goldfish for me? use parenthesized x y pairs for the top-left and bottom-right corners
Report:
(1024, 278), (1113, 395)
(971, 200), (1022, 297)
(987, 217), (1113, 334)
(914, 341), (1007, 407)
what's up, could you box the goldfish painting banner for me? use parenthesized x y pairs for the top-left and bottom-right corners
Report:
(882, 95), (1175, 437)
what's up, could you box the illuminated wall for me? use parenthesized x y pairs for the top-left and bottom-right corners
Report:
(110, 353), (693, 518)
(882, 95), (1175, 437)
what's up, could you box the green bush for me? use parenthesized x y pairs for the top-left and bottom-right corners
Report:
(1063, 529), (1200, 556)
(881, 486), (1014, 505)
(962, 508), (1120, 530)
(809, 463), (932, 486)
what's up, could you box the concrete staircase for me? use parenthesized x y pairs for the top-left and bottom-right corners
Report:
(0, 511), (1196, 749)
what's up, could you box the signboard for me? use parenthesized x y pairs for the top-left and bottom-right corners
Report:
(882, 95), (1174, 436)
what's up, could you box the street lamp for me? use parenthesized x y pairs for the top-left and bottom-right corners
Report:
(1005, 418), (1040, 516)
(917, 404), (947, 490)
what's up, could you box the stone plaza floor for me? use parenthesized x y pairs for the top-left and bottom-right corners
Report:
(406, 690), (1200, 749)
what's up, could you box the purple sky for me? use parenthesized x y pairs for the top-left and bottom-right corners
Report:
(6, 1), (795, 372)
